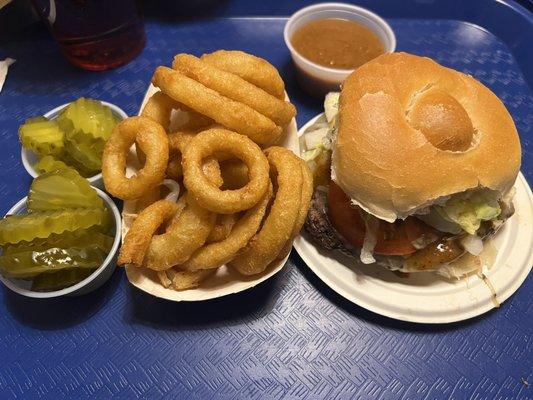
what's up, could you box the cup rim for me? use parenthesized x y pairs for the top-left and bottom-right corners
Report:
(283, 2), (397, 75)
(20, 100), (128, 183)
(0, 187), (122, 298)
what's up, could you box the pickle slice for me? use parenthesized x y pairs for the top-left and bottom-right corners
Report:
(59, 152), (100, 177)
(34, 155), (70, 174)
(28, 168), (103, 212)
(0, 245), (106, 278)
(26, 116), (48, 124)
(3, 227), (114, 255)
(19, 117), (65, 156)
(65, 139), (102, 172)
(31, 268), (95, 292)
(58, 97), (119, 142)
(0, 208), (109, 245)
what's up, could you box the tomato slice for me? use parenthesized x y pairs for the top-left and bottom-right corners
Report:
(374, 220), (418, 255)
(327, 182), (436, 256)
(327, 181), (366, 248)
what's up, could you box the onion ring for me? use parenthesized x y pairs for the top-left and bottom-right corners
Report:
(166, 131), (196, 180)
(166, 131), (224, 181)
(220, 160), (249, 190)
(141, 91), (213, 132)
(152, 66), (282, 146)
(135, 186), (161, 213)
(135, 179), (180, 212)
(201, 50), (285, 100)
(140, 91), (178, 131)
(143, 161), (222, 271)
(157, 270), (172, 288)
(166, 155), (182, 181)
(144, 194), (217, 271)
(118, 200), (179, 267)
(173, 54), (295, 127)
(206, 213), (239, 244)
(229, 147), (303, 275)
(159, 268), (215, 290)
(182, 183), (272, 271)
(182, 128), (270, 214)
(291, 160), (314, 239)
(102, 116), (169, 200)
(279, 159), (314, 259)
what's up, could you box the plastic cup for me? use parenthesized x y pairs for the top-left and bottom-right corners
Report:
(284, 2), (396, 97)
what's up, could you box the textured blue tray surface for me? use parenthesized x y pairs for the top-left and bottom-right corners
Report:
(0, 15), (532, 400)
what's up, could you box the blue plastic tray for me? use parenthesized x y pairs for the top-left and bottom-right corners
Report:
(0, 1), (532, 399)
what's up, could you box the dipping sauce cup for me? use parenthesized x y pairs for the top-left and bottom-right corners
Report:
(284, 3), (396, 98)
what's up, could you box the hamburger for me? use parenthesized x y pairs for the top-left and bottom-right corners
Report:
(301, 52), (521, 279)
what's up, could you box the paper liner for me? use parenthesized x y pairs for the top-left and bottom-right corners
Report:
(122, 84), (299, 301)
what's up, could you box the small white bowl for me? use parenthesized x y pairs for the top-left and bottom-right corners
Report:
(0, 187), (121, 298)
(284, 2), (396, 96)
(21, 101), (128, 189)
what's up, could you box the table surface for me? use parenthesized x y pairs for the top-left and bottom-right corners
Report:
(0, 8), (532, 400)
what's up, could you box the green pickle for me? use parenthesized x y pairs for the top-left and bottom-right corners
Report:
(56, 98), (119, 172)
(28, 168), (103, 212)
(34, 155), (70, 174)
(0, 245), (106, 279)
(20, 97), (119, 176)
(31, 269), (95, 292)
(7, 99), (118, 289)
(3, 228), (114, 255)
(0, 207), (110, 245)
(65, 139), (102, 172)
(58, 97), (119, 142)
(19, 117), (65, 156)
(59, 152), (100, 177)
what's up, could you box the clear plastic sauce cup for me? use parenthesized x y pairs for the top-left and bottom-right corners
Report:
(284, 3), (396, 98)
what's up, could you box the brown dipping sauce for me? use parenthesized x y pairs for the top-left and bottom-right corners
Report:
(291, 18), (385, 70)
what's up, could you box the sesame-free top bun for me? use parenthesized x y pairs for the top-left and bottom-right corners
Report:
(331, 52), (521, 222)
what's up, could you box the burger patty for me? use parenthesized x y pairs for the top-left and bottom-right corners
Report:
(304, 188), (346, 251)
(304, 185), (513, 272)
(304, 188), (405, 270)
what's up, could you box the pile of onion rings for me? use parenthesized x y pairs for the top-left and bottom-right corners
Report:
(151, 50), (296, 147)
(105, 50), (311, 291)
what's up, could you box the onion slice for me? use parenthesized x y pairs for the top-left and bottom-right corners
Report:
(360, 212), (379, 264)
(460, 234), (483, 256)
(161, 179), (180, 203)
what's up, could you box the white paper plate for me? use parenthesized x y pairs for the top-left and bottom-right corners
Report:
(293, 113), (533, 324)
(122, 85), (299, 301)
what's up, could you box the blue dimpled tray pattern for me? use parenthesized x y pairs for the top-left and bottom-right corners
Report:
(0, 11), (531, 400)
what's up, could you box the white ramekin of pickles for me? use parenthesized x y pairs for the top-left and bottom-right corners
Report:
(0, 98), (126, 297)
(20, 98), (127, 189)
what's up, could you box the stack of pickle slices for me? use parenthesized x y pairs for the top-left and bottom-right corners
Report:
(19, 98), (119, 177)
(0, 168), (114, 291)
